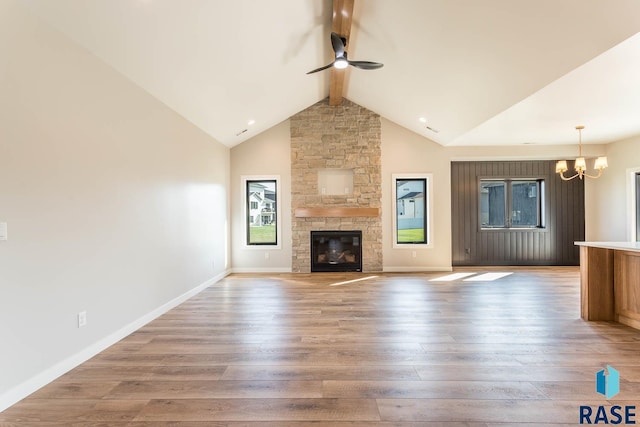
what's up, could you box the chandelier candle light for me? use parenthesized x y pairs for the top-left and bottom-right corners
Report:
(555, 126), (608, 181)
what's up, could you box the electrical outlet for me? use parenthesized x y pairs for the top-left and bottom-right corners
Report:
(78, 311), (87, 328)
(412, 251), (417, 258)
(265, 252), (270, 260)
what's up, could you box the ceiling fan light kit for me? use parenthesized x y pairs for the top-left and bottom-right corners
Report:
(556, 125), (608, 181)
(307, 32), (383, 74)
(334, 57), (349, 69)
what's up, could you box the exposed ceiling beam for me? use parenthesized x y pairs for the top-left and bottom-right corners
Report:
(329, 0), (354, 106)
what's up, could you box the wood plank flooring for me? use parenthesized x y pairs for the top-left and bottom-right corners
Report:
(3, 267), (640, 425)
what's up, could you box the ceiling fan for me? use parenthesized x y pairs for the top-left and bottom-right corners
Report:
(306, 32), (384, 74)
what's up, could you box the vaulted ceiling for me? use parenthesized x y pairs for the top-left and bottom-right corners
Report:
(22, 0), (640, 148)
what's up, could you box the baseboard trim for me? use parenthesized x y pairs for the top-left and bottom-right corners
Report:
(0, 269), (231, 413)
(230, 267), (453, 274)
(383, 266), (453, 272)
(231, 267), (292, 273)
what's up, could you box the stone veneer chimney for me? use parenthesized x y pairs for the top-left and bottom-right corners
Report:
(290, 98), (382, 273)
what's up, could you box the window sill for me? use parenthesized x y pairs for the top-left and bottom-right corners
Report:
(243, 244), (282, 250)
(393, 243), (433, 249)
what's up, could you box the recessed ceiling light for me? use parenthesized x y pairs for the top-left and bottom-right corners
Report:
(247, 119), (255, 126)
(419, 117), (427, 123)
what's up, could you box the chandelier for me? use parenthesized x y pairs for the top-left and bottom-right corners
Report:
(555, 126), (608, 181)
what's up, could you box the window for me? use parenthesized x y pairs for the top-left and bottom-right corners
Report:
(393, 176), (430, 245)
(479, 181), (506, 227)
(636, 173), (640, 241)
(246, 179), (277, 245)
(480, 179), (544, 229)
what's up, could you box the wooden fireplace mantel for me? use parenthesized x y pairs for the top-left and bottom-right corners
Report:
(294, 207), (380, 218)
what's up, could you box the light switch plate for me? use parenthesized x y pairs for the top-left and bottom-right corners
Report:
(0, 222), (7, 241)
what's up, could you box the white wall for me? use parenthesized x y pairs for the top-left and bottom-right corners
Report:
(0, 0), (230, 409)
(382, 119), (452, 271)
(230, 120), (292, 272)
(585, 136), (640, 241)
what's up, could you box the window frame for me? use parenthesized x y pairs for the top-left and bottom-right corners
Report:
(626, 167), (640, 242)
(392, 173), (433, 248)
(242, 175), (281, 249)
(637, 172), (640, 242)
(479, 178), (546, 231)
(479, 180), (507, 228)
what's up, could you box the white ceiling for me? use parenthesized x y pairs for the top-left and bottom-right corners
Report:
(22, 0), (640, 148)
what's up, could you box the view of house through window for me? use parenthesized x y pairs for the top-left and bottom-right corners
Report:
(480, 179), (543, 229)
(246, 179), (277, 245)
(395, 178), (428, 244)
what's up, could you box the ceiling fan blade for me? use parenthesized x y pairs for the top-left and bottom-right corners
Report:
(330, 32), (345, 58)
(349, 60), (384, 70)
(306, 62), (335, 74)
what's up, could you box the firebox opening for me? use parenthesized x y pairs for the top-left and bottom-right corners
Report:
(311, 230), (362, 272)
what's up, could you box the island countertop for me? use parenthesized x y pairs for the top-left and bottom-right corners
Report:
(575, 241), (640, 252)
(576, 241), (640, 330)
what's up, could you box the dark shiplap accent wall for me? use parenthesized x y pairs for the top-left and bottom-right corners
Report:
(451, 160), (585, 266)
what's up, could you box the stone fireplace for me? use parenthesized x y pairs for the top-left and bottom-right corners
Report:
(290, 98), (382, 273)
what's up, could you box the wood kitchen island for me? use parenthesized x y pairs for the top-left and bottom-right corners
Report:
(576, 241), (640, 329)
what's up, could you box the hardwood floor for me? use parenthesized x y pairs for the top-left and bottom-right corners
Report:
(3, 267), (640, 425)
